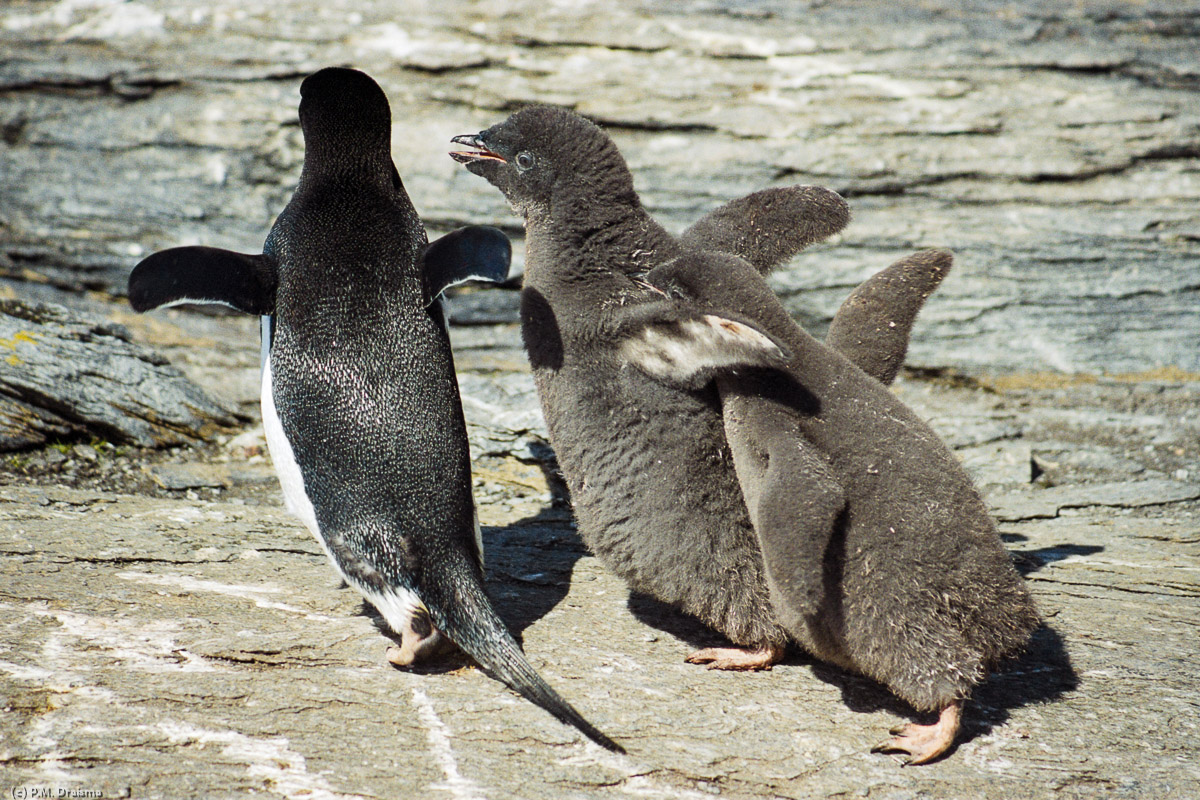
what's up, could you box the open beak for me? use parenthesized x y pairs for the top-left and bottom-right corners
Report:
(450, 134), (506, 164)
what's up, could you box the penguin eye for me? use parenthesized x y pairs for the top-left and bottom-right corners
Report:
(514, 151), (536, 171)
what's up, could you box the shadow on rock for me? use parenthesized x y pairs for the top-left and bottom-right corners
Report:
(476, 449), (592, 640)
(627, 592), (732, 651)
(971, 623), (1078, 722)
(481, 507), (589, 641)
(1001, 533), (1106, 576)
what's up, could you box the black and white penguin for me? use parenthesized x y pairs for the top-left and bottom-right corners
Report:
(128, 71), (621, 752)
(451, 106), (1038, 764)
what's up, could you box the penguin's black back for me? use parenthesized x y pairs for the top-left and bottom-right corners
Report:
(270, 177), (623, 752)
(269, 169), (481, 596)
(127, 71), (621, 752)
(266, 66), (481, 604)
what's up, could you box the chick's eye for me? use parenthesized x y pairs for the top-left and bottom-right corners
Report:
(515, 151), (536, 171)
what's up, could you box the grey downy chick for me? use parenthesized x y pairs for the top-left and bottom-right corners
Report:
(450, 106), (1031, 763)
(650, 250), (1034, 764)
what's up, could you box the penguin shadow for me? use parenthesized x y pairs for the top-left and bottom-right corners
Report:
(477, 443), (593, 640)
(627, 592), (751, 653)
(481, 515), (589, 639)
(1000, 531), (1104, 577)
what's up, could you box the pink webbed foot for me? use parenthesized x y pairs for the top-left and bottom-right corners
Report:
(685, 643), (786, 671)
(385, 606), (456, 667)
(872, 701), (962, 765)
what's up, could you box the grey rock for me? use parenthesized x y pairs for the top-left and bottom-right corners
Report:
(72, 443), (99, 462)
(1031, 444), (1153, 484)
(2, 0), (1198, 376)
(957, 440), (1035, 489)
(989, 478), (1200, 522)
(144, 462), (233, 491)
(444, 287), (521, 326)
(2, 2), (1200, 797)
(458, 371), (550, 462)
(3, 436), (1200, 798)
(0, 298), (243, 450)
(41, 447), (67, 467)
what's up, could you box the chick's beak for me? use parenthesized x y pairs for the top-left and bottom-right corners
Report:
(450, 134), (506, 164)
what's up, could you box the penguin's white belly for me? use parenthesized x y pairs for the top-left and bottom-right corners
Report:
(260, 356), (320, 537)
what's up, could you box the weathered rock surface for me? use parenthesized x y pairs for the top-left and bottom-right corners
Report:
(1, 2), (1199, 799)
(2, 296), (1199, 799)
(0, 298), (242, 450)
(1, 0), (1197, 374)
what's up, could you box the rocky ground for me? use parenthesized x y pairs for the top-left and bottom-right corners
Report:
(1, 1), (1199, 799)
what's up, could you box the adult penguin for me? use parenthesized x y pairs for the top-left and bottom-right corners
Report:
(129, 72), (621, 752)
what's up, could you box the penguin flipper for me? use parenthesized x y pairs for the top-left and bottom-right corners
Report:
(128, 246), (277, 315)
(615, 300), (791, 391)
(723, 396), (846, 630)
(679, 186), (850, 274)
(825, 249), (952, 385)
(421, 225), (512, 304)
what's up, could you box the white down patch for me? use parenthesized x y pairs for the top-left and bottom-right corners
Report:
(621, 313), (785, 385)
(359, 584), (427, 638)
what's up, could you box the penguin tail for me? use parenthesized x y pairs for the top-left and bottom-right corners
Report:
(432, 581), (625, 754)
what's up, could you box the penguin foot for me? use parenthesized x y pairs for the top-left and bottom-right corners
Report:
(685, 643), (785, 671)
(385, 606), (456, 667)
(386, 637), (450, 667)
(871, 701), (962, 766)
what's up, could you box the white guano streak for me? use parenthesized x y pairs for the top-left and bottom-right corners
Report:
(411, 687), (488, 800)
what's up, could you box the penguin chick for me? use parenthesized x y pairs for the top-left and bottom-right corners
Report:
(452, 106), (1037, 764)
(651, 252), (1037, 764)
(454, 109), (788, 660)
(128, 70), (621, 753)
